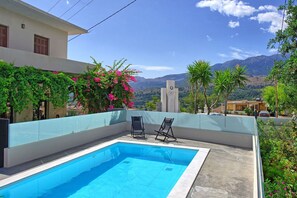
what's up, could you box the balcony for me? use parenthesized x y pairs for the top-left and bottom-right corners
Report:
(0, 46), (91, 74)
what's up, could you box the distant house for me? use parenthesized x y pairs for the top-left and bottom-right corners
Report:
(0, 0), (90, 122)
(221, 100), (267, 114)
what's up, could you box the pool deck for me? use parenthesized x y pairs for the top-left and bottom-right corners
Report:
(0, 132), (254, 197)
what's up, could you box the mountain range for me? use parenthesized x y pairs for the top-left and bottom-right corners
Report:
(131, 54), (286, 90)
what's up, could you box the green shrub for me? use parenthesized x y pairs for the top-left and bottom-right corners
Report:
(244, 107), (253, 116)
(258, 120), (297, 197)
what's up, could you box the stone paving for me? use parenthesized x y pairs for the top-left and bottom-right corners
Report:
(0, 132), (254, 197)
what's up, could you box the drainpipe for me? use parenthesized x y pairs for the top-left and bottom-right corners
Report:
(0, 119), (9, 168)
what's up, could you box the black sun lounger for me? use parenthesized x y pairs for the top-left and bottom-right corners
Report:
(131, 116), (145, 138)
(155, 117), (176, 142)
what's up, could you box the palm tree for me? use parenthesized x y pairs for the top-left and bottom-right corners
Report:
(214, 65), (248, 116)
(233, 65), (248, 88)
(214, 70), (231, 116)
(196, 61), (212, 114)
(187, 63), (200, 114)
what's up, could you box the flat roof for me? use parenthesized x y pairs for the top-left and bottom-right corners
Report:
(0, 0), (87, 35)
(228, 100), (265, 104)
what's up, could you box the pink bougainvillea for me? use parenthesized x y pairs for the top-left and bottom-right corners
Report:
(72, 59), (138, 113)
(115, 70), (122, 76)
(109, 105), (114, 110)
(108, 93), (115, 101)
(71, 77), (78, 82)
(130, 76), (137, 82)
(125, 75), (131, 82)
(52, 71), (59, 74)
(94, 77), (101, 83)
(122, 83), (129, 91)
(128, 101), (134, 108)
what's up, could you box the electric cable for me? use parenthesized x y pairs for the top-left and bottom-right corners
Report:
(67, 0), (95, 20)
(60, 0), (83, 17)
(48, 0), (63, 12)
(68, 0), (137, 42)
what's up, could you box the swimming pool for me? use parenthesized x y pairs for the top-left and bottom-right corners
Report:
(0, 140), (209, 198)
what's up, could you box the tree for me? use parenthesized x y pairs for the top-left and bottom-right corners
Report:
(195, 61), (224, 115)
(145, 96), (160, 111)
(180, 93), (204, 113)
(187, 63), (200, 114)
(187, 61), (247, 115)
(214, 66), (248, 116)
(196, 61), (212, 114)
(268, 0), (297, 111)
(262, 84), (288, 113)
(266, 62), (283, 117)
(72, 59), (138, 113)
(188, 60), (221, 114)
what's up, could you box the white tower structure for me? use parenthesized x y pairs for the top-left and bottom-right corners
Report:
(161, 80), (179, 112)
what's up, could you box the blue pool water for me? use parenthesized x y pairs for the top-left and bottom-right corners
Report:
(0, 142), (198, 198)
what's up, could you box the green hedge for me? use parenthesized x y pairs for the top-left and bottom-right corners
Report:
(258, 120), (297, 197)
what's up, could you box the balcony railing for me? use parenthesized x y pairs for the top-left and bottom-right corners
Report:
(0, 46), (91, 74)
(8, 110), (257, 148)
(9, 111), (126, 147)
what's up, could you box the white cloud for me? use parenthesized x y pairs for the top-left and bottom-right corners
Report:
(218, 53), (228, 58)
(228, 21), (240, 28)
(195, 1), (285, 34)
(196, 0), (256, 17)
(132, 65), (174, 71)
(229, 46), (243, 53)
(258, 5), (278, 12)
(231, 51), (245, 59)
(220, 47), (261, 59)
(250, 11), (287, 33)
(206, 35), (213, 41)
(268, 48), (278, 53)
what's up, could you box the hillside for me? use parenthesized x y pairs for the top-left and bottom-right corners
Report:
(131, 54), (285, 91)
(211, 54), (286, 76)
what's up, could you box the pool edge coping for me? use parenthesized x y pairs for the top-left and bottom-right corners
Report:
(0, 139), (210, 198)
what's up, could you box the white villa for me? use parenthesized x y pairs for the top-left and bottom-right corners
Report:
(0, 0), (90, 122)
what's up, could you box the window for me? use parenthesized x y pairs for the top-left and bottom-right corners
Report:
(0, 25), (8, 47)
(34, 34), (49, 55)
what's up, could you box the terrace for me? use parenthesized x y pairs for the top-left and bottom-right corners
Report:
(0, 110), (262, 197)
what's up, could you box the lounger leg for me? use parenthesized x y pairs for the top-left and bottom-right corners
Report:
(163, 134), (167, 142)
(155, 132), (159, 140)
(171, 128), (176, 140)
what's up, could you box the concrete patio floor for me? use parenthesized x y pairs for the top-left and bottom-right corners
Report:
(0, 132), (254, 198)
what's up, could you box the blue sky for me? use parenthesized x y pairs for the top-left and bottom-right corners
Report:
(23, 0), (284, 78)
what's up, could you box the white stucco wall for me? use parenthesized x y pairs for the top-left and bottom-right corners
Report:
(0, 47), (91, 74)
(0, 7), (67, 58)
